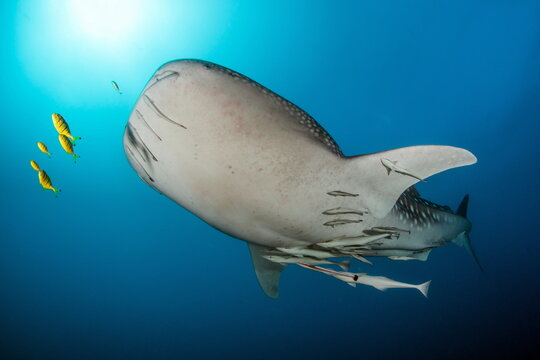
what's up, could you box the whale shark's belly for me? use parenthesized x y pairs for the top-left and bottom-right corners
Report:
(123, 60), (380, 247)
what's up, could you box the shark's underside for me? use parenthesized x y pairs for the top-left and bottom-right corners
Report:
(123, 59), (479, 298)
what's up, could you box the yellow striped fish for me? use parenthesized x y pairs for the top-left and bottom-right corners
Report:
(58, 134), (80, 162)
(37, 142), (51, 157)
(38, 170), (60, 196)
(52, 113), (82, 145)
(111, 80), (122, 94)
(30, 160), (40, 171)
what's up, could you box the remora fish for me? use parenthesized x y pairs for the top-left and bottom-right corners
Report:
(263, 255), (350, 271)
(381, 158), (426, 182)
(276, 247), (339, 259)
(353, 274), (431, 298)
(123, 59), (479, 298)
(298, 264), (431, 297)
(317, 233), (390, 248)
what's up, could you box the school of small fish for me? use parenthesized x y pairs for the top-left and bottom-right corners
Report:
(31, 81), (121, 195)
(31, 112), (84, 195)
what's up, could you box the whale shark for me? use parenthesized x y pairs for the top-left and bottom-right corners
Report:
(123, 59), (479, 298)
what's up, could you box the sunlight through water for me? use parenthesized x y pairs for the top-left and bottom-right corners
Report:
(68, 0), (142, 46)
(15, 0), (234, 105)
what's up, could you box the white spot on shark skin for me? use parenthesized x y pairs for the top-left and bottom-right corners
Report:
(124, 59), (478, 298)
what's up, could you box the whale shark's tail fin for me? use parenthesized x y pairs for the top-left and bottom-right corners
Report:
(454, 195), (484, 272)
(417, 280), (431, 298)
(248, 243), (285, 298)
(457, 194), (469, 218)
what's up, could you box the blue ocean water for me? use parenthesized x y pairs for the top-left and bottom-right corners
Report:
(1, 0), (539, 359)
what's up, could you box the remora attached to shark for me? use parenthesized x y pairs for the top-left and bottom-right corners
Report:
(123, 59), (479, 298)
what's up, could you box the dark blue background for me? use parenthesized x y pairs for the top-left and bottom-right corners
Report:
(1, 1), (539, 359)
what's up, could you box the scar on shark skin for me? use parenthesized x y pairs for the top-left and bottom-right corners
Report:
(326, 190), (359, 197)
(143, 94), (187, 129)
(322, 207), (367, 216)
(129, 123), (158, 162)
(126, 145), (154, 182)
(136, 110), (162, 141)
(323, 219), (363, 227)
(380, 158), (427, 182)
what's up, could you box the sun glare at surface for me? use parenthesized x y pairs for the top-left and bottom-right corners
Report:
(15, 0), (234, 105)
(68, 0), (142, 46)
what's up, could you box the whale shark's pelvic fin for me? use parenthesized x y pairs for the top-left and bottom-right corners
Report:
(248, 243), (285, 298)
(346, 145), (477, 219)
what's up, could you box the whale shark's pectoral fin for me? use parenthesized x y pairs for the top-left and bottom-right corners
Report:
(248, 243), (285, 299)
(347, 145), (477, 219)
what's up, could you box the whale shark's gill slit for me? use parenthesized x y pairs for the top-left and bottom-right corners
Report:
(323, 219), (363, 228)
(126, 145), (154, 183)
(156, 70), (180, 82)
(327, 190), (359, 197)
(129, 123), (158, 162)
(322, 207), (367, 216)
(125, 125), (149, 163)
(135, 110), (162, 141)
(143, 94), (187, 129)
(126, 123), (156, 164)
(145, 70), (180, 92)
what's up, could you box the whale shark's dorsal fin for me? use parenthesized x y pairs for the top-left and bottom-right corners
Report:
(346, 145), (477, 219)
(248, 243), (285, 298)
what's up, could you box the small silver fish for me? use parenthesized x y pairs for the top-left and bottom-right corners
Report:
(318, 233), (389, 248)
(276, 247), (339, 259)
(111, 80), (122, 94)
(381, 158), (426, 182)
(263, 255), (350, 271)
